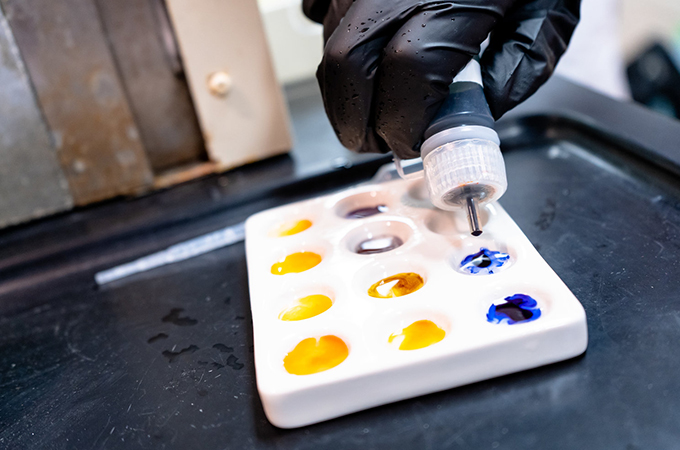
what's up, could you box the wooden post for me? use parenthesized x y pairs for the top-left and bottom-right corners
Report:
(165, 0), (293, 170)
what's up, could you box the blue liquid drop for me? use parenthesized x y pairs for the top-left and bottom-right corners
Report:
(460, 248), (509, 274)
(487, 294), (542, 325)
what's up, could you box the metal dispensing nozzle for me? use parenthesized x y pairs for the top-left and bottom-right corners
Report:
(393, 59), (508, 236)
(419, 59), (507, 237)
(466, 196), (482, 236)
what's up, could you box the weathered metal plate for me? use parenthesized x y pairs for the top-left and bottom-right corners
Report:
(0, 7), (73, 227)
(165, 0), (292, 170)
(1, 0), (153, 205)
(95, 0), (206, 172)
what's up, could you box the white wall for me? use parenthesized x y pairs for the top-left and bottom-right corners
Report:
(621, 0), (680, 60)
(257, 0), (323, 84)
(258, 0), (680, 88)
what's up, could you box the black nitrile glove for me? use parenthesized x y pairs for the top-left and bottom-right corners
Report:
(303, 0), (581, 159)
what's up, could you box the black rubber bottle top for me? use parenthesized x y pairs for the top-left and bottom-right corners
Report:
(424, 82), (495, 141)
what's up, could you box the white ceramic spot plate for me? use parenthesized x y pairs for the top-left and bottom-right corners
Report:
(244, 178), (588, 429)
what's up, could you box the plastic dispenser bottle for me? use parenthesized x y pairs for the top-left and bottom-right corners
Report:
(395, 59), (507, 236)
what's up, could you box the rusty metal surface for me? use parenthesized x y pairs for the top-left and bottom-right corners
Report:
(95, 0), (206, 172)
(1, 0), (153, 205)
(0, 7), (73, 227)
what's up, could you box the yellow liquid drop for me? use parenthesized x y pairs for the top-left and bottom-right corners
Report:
(271, 252), (322, 275)
(283, 335), (349, 375)
(367, 272), (424, 298)
(270, 219), (312, 237)
(279, 294), (332, 321)
(389, 320), (446, 350)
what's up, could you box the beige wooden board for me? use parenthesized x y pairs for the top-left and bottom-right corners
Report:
(165, 0), (292, 170)
(0, 7), (73, 227)
(1, 0), (153, 205)
(96, 0), (207, 172)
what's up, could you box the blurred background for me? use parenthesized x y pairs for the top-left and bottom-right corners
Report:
(258, 0), (680, 108)
(0, 0), (679, 229)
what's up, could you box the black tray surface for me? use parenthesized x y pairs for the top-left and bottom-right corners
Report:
(1, 78), (680, 449)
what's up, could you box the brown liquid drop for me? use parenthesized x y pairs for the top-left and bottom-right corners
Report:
(368, 272), (424, 298)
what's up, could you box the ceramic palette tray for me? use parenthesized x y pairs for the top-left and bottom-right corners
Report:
(244, 177), (588, 428)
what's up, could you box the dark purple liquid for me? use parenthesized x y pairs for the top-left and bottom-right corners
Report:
(355, 235), (403, 255)
(345, 205), (388, 219)
(494, 303), (535, 322)
(470, 252), (492, 268)
(487, 294), (541, 325)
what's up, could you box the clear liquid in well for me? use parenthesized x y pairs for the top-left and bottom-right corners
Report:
(345, 205), (387, 219)
(355, 235), (403, 255)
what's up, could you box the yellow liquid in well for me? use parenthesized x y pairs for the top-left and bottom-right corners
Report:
(279, 294), (332, 321)
(271, 252), (322, 275)
(389, 320), (445, 350)
(283, 335), (349, 375)
(270, 219), (312, 237)
(367, 272), (424, 298)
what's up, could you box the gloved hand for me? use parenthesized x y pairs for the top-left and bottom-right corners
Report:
(303, 0), (581, 159)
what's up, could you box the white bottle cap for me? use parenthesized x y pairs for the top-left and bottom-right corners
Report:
(421, 126), (507, 211)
